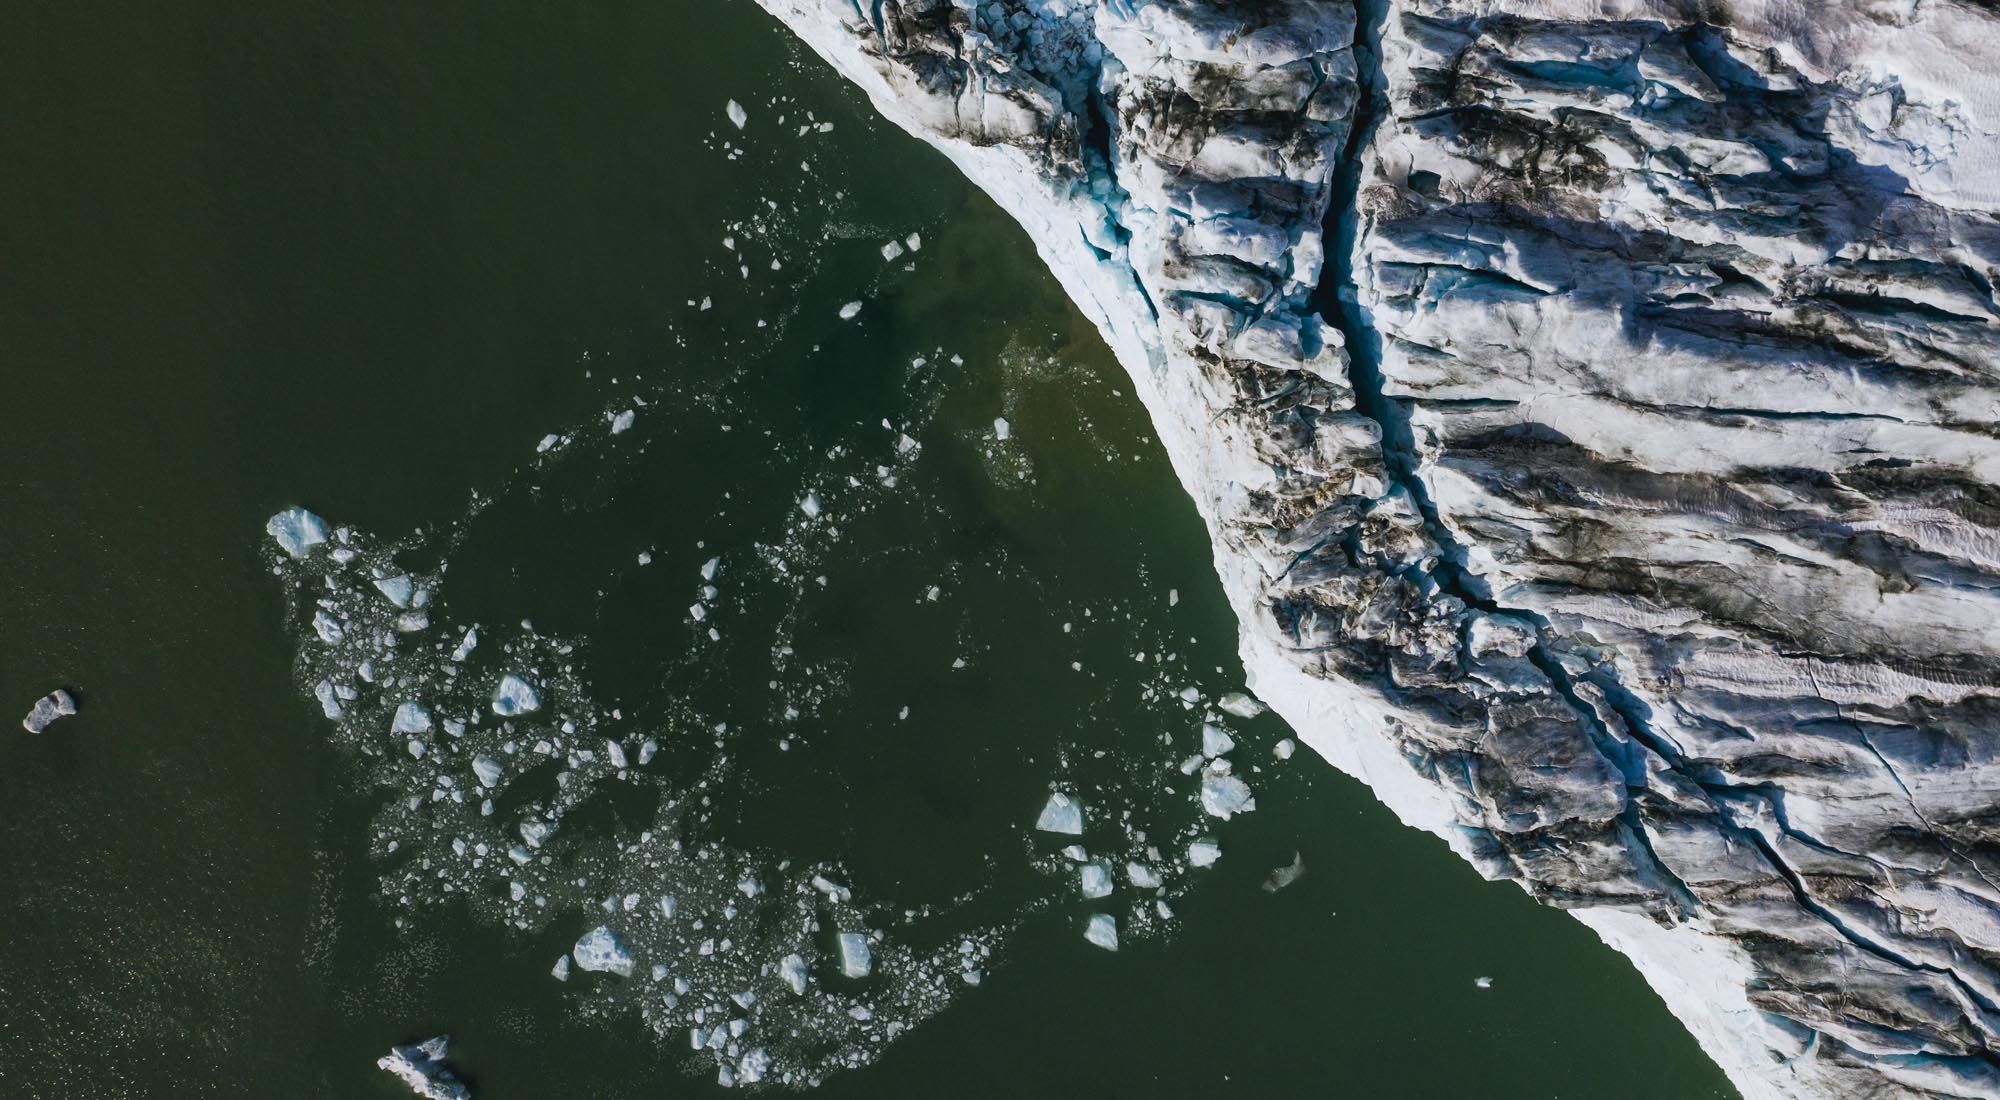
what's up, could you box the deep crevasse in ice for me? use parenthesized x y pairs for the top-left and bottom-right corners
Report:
(751, 1), (2000, 1097)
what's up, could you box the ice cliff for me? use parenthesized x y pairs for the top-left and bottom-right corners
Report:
(750, 1), (2000, 1096)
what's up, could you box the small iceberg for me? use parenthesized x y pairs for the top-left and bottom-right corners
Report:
(391, 701), (433, 735)
(1084, 913), (1118, 952)
(20, 689), (76, 734)
(1034, 791), (1084, 835)
(491, 674), (540, 716)
(375, 1035), (470, 1100)
(1079, 861), (1113, 899)
(573, 925), (635, 977)
(837, 932), (872, 978)
(265, 508), (329, 559)
(726, 99), (747, 129)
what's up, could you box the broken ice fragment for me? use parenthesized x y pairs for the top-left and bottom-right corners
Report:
(1126, 862), (1162, 889)
(20, 689), (76, 734)
(375, 1035), (469, 1100)
(837, 301), (862, 320)
(265, 508), (329, 559)
(1217, 692), (1265, 719)
(491, 674), (540, 716)
(992, 416), (1010, 440)
(1273, 738), (1296, 760)
(1034, 791), (1084, 835)
(573, 925), (635, 977)
(1084, 914), (1118, 951)
(1188, 838), (1222, 868)
(609, 409), (635, 434)
(391, 701), (433, 735)
(374, 575), (415, 608)
(406, 739), (426, 759)
(880, 240), (905, 262)
(450, 627), (478, 662)
(779, 953), (809, 995)
(551, 955), (571, 981)
(726, 99), (747, 129)
(1199, 766), (1254, 820)
(1079, 861), (1113, 899)
(314, 680), (343, 720)
(1475, 976), (1494, 990)
(838, 932), (872, 978)
(1200, 723), (1235, 758)
(1262, 852), (1305, 893)
(799, 492), (822, 518)
(472, 755), (503, 788)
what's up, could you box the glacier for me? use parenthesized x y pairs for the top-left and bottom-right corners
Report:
(749, 1), (2000, 1097)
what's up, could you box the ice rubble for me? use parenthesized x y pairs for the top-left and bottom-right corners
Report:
(750, 1), (2000, 1095)
(20, 689), (76, 734)
(376, 1035), (470, 1100)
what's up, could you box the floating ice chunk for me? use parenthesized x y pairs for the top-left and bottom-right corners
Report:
(636, 551), (652, 566)
(1273, 738), (1296, 760)
(491, 674), (540, 716)
(1034, 791), (1084, 835)
(609, 409), (635, 434)
(1126, 862), (1163, 889)
(573, 925), (635, 977)
(395, 611), (428, 633)
(992, 417), (1010, 440)
(312, 611), (344, 642)
(536, 433), (560, 453)
(905, 232), (922, 252)
(880, 240), (905, 262)
(837, 932), (871, 978)
(1084, 914), (1118, 951)
(701, 556), (720, 581)
(799, 492), (822, 518)
(738, 1049), (771, 1085)
(314, 680), (343, 720)
(837, 301), (862, 320)
(638, 738), (658, 765)
(1061, 844), (1088, 862)
(1169, 588), (1179, 607)
(375, 1035), (470, 1100)
(472, 755), (503, 788)
(766, 951), (806, 996)
(451, 626), (478, 662)
(1199, 766), (1254, 820)
(1262, 851), (1305, 893)
(737, 876), (761, 898)
(1475, 976), (1494, 989)
(1188, 838), (1222, 868)
(406, 739), (426, 759)
(551, 955), (571, 981)
(726, 99), (747, 129)
(374, 575), (414, 608)
(1079, 861), (1113, 899)
(519, 817), (552, 848)
(1217, 692), (1265, 719)
(391, 701), (433, 735)
(605, 740), (628, 769)
(1200, 723), (1235, 758)
(265, 508), (329, 559)
(20, 690), (76, 734)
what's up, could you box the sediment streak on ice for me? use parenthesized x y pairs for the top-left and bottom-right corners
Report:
(751, 1), (2000, 1096)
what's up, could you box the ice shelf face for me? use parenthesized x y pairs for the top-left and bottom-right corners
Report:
(752, 2), (2000, 1097)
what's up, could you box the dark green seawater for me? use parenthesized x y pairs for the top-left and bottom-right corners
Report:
(0, 4), (1737, 1098)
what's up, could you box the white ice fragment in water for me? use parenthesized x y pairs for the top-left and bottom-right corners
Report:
(314, 680), (343, 720)
(992, 416), (1010, 441)
(1200, 723), (1235, 758)
(1084, 914), (1118, 951)
(605, 740), (628, 769)
(1475, 976), (1494, 989)
(638, 738), (658, 765)
(880, 240), (905, 262)
(312, 611), (344, 643)
(1079, 861), (1113, 899)
(1061, 844), (1088, 862)
(737, 876), (761, 898)
(1126, 862), (1163, 889)
(472, 755), (503, 788)
(1188, 838), (1222, 868)
(406, 739), (426, 760)
(837, 301), (862, 320)
(905, 232), (922, 252)
(450, 626), (478, 662)
(551, 955), (571, 981)
(779, 953), (809, 995)
(391, 701), (433, 735)
(1035, 791), (1084, 835)
(491, 674), (540, 716)
(1273, 738), (1296, 760)
(609, 409), (635, 434)
(536, 433), (560, 453)
(1217, 691), (1266, 719)
(1199, 766), (1255, 820)
(726, 99), (747, 129)
(837, 932), (872, 978)
(374, 575), (415, 608)
(1169, 588), (1179, 607)
(799, 492), (822, 519)
(20, 690), (76, 734)
(573, 925), (634, 977)
(1262, 851), (1305, 893)
(636, 551), (652, 566)
(375, 1036), (468, 1100)
(265, 508), (329, 559)
(700, 556), (720, 581)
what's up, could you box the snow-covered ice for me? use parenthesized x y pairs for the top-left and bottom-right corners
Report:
(19, 689), (76, 734)
(1034, 791), (1084, 835)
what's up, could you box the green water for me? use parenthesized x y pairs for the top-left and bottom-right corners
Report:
(0, 3), (1737, 1097)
